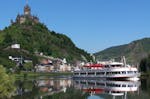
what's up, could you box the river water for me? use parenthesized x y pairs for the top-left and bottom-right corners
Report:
(12, 76), (150, 99)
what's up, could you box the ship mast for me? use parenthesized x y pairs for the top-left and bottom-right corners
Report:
(122, 56), (127, 67)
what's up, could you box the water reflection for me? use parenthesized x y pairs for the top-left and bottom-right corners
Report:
(73, 79), (140, 99)
(13, 77), (74, 99)
(36, 78), (72, 95)
(12, 77), (150, 99)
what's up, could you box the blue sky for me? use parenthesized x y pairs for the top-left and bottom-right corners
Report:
(0, 0), (150, 53)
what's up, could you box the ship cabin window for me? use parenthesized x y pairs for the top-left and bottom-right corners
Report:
(127, 71), (133, 74)
(134, 71), (137, 73)
(96, 72), (105, 75)
(111, 65), (114, 67)
(75, 81), (79, 84)
(111, 65), (122, 67)
(122, 84), (126, 87)
(106, 83), (120, 87)
(81, 73), (86, 75)
(81, 81), (86, 84)
(117, 65), (122, 67)
(106, 72), (110, 75)
(121, 71), (126, 74)
(128, 85), (133, 87)
(105, 65), (109, 68)
(88, 72), (95, 75)
(74, 73), (79, 75)
(107, 72), (121, 75)
(112, 91), (121, 93)
(96, 82), (105, 86)
(88, 82), (95, 85)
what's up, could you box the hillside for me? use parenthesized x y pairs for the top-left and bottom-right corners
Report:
(0, 21), (92, 68)
(94, 38), (150, 64)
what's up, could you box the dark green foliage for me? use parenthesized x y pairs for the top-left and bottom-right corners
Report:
(0, 20), (92, 67)
(0, 51), (16, 69)
(95, 38), (150, 64)
(139, 55), (150, 72)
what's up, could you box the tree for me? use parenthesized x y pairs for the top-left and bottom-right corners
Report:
(139, 58), (146, 72)
(24, 62), (33, 71)
(0, 65), (15, 98)
(139, 55), (150, 73)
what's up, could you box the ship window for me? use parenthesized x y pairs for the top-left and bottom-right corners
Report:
(105, 65), (109, 68)
(122, 71), (126, 74)
(96, 72), (105, 75)
(74, 73), (79, 75)
(127, 71), (133, 74)
(106, 83), (120, 87)
(88, 72), (95, 75)
(81, 81), (86, 84)
(76, 81), (79, 84)
(122, 84), (126, 87)
(81, 73), (86, 75)
(88, 82), (95, 85)
(112, 72), (120, 74)
(96, 82), (105, 86)
(128, 85), (133, 87)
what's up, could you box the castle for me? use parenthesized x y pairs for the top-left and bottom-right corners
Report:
(13, 3), (39, 24)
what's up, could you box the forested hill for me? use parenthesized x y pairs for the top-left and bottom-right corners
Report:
(94, 38), (150, 64)
(0, 21), (92, 65)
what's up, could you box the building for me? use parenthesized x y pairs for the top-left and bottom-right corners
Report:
(11, 44), (20, 49)
(12, 3), (39, 24)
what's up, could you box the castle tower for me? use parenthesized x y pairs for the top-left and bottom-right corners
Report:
(24, 4), (31, 15)
(14, 0), (39, 24)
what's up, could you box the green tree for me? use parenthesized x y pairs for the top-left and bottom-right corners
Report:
(0, 65), (15, 98)
(139, 58), (147, 72)
(24, 62), (33, 71)
(139, 55), (150, 73)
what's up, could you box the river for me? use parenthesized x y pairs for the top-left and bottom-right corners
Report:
(12, 76), (150, 99)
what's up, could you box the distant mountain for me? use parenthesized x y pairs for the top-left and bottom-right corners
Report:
(94, 38), (150, 64)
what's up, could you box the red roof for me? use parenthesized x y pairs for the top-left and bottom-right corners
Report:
(83, 64), (104, 67)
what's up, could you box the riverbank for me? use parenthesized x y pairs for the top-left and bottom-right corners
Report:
(14, 71), (73, 79)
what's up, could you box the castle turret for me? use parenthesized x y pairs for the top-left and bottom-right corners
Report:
(24, 4), (31, 15)
(14, 0), (39, 24)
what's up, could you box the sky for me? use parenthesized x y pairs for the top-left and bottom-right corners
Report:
(0, 0), (150, 53)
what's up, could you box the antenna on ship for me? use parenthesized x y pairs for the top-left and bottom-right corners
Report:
(121, 56), (127, 67)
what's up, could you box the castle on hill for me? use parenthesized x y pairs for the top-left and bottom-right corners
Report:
(12, 3), (39, 24)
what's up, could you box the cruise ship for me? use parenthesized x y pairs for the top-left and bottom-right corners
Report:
(73, 57), (140, 80)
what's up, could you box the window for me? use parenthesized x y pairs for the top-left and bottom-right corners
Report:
(122, 71), (126, 74)
(127, 71), (133, 74)
(96, 72), (105, 75)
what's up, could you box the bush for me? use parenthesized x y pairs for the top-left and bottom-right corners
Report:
(0, 65), (15, 98)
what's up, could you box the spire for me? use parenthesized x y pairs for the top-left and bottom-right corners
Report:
(24, 0), (31, 15)
(26, 0), (28, 5)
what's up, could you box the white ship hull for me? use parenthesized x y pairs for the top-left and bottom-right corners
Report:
(73, 67), (140, 80)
